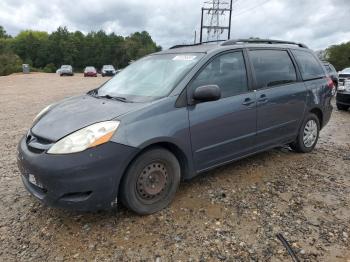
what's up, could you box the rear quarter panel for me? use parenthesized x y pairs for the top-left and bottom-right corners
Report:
(304, 78), (333, 128)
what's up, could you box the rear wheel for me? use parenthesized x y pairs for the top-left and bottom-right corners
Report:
(290, 113), (320, 153)
(120, 148), (181, 215)
(337, 104), (349, 111)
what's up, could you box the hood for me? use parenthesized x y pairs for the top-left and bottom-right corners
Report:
(31, 95), (147, 141)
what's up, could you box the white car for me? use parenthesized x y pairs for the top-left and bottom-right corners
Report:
(101, 65), (116, 77)
(58, 65), (74, 76)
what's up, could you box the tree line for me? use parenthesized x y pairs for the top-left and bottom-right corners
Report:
(1, 24), (350, 76)
(0, 25), (161, 76)
(326, 42), (350, 71)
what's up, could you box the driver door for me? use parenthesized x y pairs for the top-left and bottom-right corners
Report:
(188, 51), (257, 172)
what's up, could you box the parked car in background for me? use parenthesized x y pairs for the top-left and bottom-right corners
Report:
(84, 66), (97, 77)
(322, 61), (338, 91)
(59, 65), (74, 76)
(338, 67), (350, 87)
(101, 65), (116, 77)
(336, 67), (350, 110)
(17, 39), (333, 215)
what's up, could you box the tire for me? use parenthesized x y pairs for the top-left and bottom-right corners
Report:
(290, 113), (320, 153)
(120, 148), (181, 215)
(337, 104), (349, 111)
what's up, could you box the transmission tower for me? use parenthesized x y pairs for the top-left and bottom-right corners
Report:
(199, 0), (233, 43)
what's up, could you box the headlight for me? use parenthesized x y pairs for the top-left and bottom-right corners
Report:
(33, 105), (52, 123)
(47, 121), (120, 154)
(345, 80), (350, 88)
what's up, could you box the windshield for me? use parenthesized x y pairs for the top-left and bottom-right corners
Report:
(103, 65), (114, 69)
(341, 68), (350, 74)
(85, 67), (95, 71)
(96, 53), (204, 102)
(61, 65), (71, 69)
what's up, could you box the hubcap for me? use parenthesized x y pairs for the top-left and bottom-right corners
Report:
(136, 162), (168, 200)
(303, 120), (318, 148)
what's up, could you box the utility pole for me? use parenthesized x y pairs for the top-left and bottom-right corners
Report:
(199, 0), (233, 43)
(228, 0), (233, 40)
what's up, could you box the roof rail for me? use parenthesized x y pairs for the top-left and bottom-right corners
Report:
(169, 40), (225, 49)
(220, 39), (308, 48)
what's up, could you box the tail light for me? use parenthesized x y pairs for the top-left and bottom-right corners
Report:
(326, 77), (334, 89)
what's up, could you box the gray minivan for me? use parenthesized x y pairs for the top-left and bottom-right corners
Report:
(17, 39), (333, 214)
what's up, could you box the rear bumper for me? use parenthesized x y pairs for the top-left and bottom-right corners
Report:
(84, 73), (97, 77)
(17, 136), (138, 211)
(336, 91), (350, 106)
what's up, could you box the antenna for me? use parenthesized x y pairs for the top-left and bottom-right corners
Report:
(199, 0), (233, 43)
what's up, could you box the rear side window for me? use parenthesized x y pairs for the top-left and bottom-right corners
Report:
(190, 51), (248, 98)
(292, 50), (325, 80)
(330, 64), (336, 72)
(324, 65), (332, 73)
(249, 50), (297, 89)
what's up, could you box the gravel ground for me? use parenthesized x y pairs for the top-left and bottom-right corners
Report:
(0, 73), (349, 262)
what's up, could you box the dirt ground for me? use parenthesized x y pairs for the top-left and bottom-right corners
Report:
(0, 73), (349, 262)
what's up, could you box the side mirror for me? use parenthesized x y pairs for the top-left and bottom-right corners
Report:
(193, 85), (221, 103)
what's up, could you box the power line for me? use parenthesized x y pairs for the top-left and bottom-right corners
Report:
(231, 0), (273, 18)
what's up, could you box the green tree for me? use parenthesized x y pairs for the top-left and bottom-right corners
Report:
(326, 42), (350, 71)
(12, 30), (49, 68)
(0, 52), (22, 75)
(0, 25), (11, 38)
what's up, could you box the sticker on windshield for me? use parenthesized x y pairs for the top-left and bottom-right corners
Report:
(173, 55), (197, 61)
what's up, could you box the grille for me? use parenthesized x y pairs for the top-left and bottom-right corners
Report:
(339, 74), (350, 78)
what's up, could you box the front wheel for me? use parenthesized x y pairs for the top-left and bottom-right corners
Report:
(120, 148), (181, 215)
(290, 113), (320, 153)
(337, 103), (349, 111)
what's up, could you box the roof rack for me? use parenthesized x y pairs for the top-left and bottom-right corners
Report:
(220, 39), (308, 48)
(169, 40), (225, 49)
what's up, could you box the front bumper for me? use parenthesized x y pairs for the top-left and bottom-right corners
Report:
(336, 91), (350, 106)
(60, 71), (73, 76)
(102, 71), (115, 76)
(17, 136), (138, 211)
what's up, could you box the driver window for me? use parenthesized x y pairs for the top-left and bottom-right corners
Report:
(190, 51), (248, 98)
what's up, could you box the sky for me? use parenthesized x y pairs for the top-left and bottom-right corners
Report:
(0, 0), (349, 50)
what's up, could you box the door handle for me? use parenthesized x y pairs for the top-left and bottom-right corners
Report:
(258, 94), (268, 103)
(242, 98), (255, 106)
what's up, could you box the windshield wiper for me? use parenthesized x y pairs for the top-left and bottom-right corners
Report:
(98, 94), (132, 103)
(88, 90), (132, 103)
(104, 95), (130, 102)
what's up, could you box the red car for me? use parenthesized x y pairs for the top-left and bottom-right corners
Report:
(84, 66), (97, 77)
